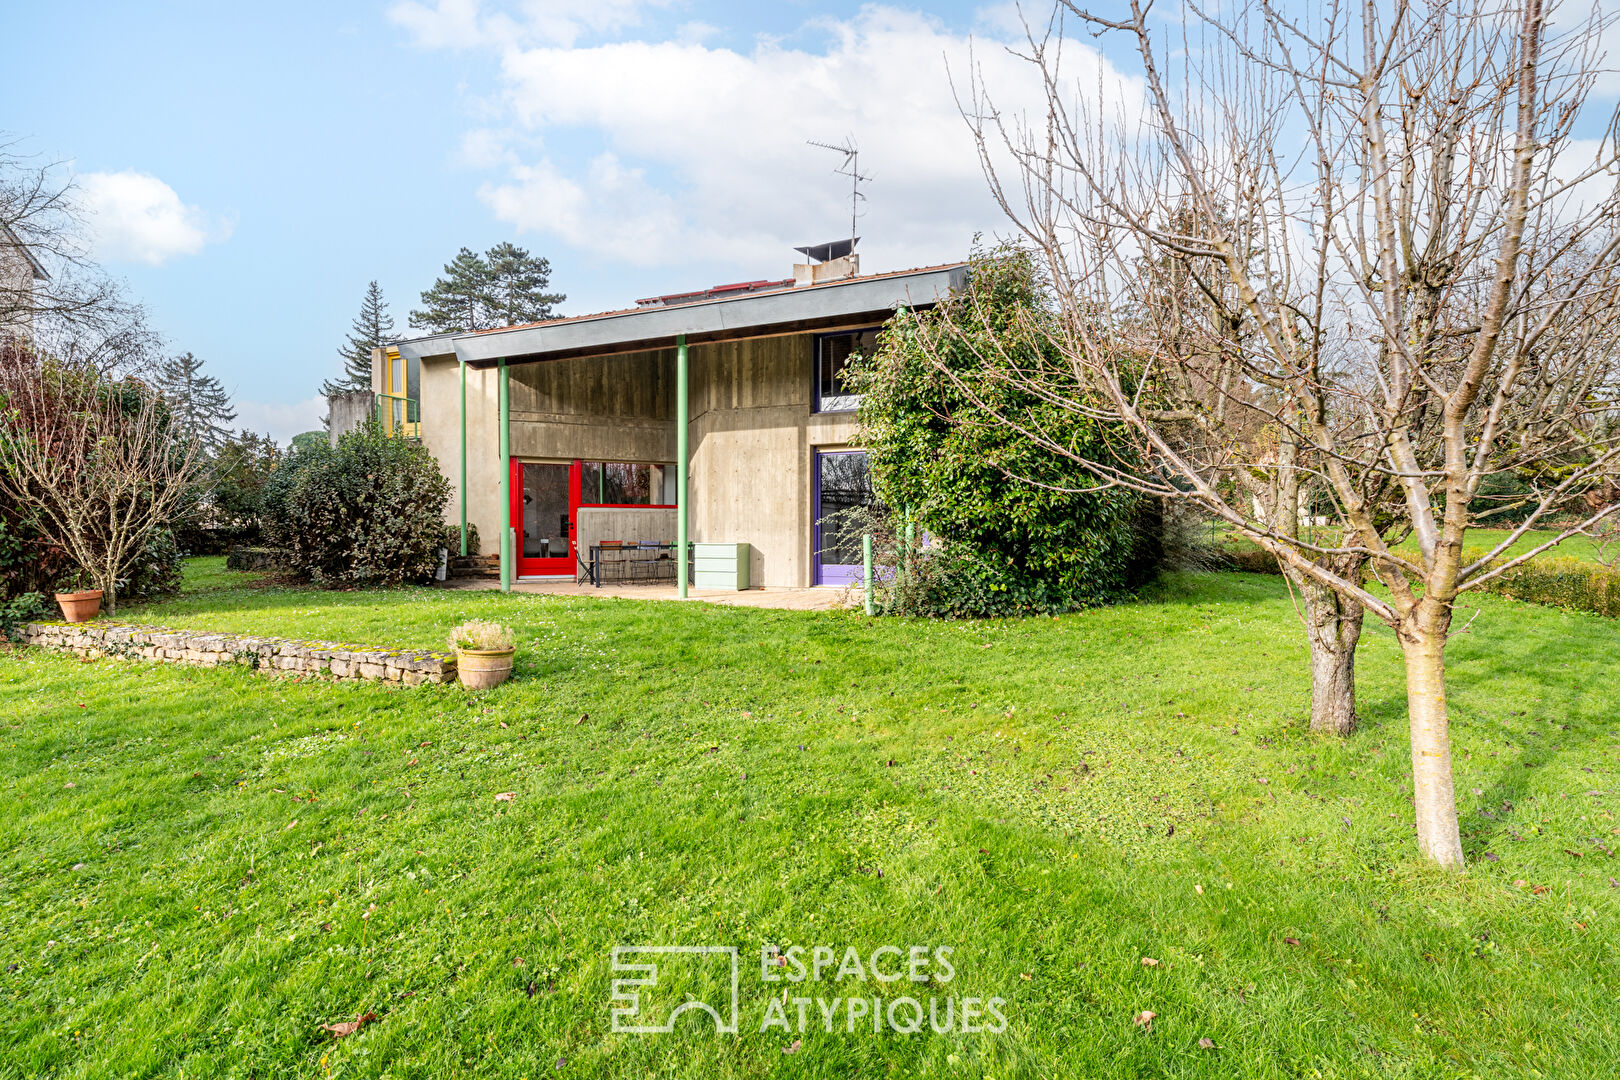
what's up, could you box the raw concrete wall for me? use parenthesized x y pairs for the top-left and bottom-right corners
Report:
(687, 334), (858, 587)
(413, 351), (678, 558)
(326, 390), (375, 445)
(509, 349), (676, 462)
(412, 329), (868, 588)
(414, 356), (502, 552)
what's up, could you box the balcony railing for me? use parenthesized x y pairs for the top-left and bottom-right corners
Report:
(377, 393), (420, 440)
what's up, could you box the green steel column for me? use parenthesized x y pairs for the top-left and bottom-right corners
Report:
(499, 359), (511, 593)
(863, 534), (874, 616)
(676, 334), (689, 598)
(458, 358), (468, 557)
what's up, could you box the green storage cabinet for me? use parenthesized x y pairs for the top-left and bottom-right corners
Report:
(692, 542), (751, 590)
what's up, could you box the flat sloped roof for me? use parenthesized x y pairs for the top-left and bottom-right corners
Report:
(391, 262), (966, 366)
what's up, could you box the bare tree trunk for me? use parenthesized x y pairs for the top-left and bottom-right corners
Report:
(1399, 601), (1464, 867)
(1300, 575), (1362, 734)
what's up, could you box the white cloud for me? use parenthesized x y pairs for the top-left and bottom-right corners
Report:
(440, 7), (1141, 275)
(389, 0), (667, 50)
(78, 170), (230, 266)
(234, 395), (329, 447)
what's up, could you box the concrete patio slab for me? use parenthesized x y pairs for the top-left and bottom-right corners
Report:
(442, 578), (854, 612)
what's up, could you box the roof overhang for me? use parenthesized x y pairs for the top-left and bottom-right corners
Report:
(393, 334), (458, 362)
(1, 223), (49, 281)
(395, 264), (965, 368)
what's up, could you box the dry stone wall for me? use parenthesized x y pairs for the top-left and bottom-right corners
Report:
(18, 621), (456, 686)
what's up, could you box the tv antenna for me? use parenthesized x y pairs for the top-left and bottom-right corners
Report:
(808, 138), (870, 244)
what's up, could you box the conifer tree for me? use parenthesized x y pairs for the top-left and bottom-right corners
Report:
(484, 242), (564, 326)
(410, 247), (491, 334)
(410, 244), (566, 334)
(323, 280), (394, 395)
(154, 351), (235, 451)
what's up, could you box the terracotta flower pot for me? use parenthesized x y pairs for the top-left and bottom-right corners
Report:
(456, 647), (515, 689)
(55, 590), (103, 624)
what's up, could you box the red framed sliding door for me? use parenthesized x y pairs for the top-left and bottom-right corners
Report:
(510, 459), (580, 577)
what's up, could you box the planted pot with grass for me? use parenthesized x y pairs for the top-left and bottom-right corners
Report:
(449, 619), (515, 689)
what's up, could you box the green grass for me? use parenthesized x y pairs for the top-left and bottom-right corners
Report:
(2, 560), (1618, 1078)
(1219, 526), (1609, 565)
(1392, 528), (1609, 564)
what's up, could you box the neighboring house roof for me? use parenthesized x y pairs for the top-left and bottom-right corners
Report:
(390, 262), (967, 368)
(0, 223), (50, 280)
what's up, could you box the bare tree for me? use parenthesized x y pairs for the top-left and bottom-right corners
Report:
(0, 136), (161, 375)
(960, 0), (1620, 866)
(0, 346), (200, 614)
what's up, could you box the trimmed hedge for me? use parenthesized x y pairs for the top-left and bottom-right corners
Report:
(1468, 553), (1620, 618)
(1220, 543), (1619, 618)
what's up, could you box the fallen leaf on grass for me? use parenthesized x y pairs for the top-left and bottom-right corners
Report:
(1198, 1037), (1216, 1049)
(285, 820), (298, 830)
(499, 721), (508, 729)
(1020, 972), (1033, 980)
(1133, 1010), (1156, 1031)
(1141, 957), (1159, 967)
(1283, 938), (1300, 946)
(783, 1039), (801, 1055)
(1532, 885), (1549, 895)
(494, 793), (515, 802)
(321, 1013), (377, 1039)
(576, 714), (588, 726)
(1513, 879), (1529, 888)
(63, 782), (75, 789)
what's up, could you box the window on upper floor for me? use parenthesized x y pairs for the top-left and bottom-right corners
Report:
(814, 328), (880, 413)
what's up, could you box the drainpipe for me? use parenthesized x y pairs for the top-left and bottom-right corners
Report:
(676, 333), (689, 598)
(499, 358), (511, 593)
(458, 356), (468, 557)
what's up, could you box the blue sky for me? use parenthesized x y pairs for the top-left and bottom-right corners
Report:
(14, 2), (1616, 442)
(9, 1), (1045, 441)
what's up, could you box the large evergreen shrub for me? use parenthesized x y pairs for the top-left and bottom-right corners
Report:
(845, 246), (1153, 617)
(262, 423), (451, 588)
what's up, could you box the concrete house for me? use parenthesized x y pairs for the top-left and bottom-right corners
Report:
(373, 249), (965, 592)
(0, 223), (51, 340)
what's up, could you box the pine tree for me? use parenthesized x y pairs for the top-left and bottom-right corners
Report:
(410, 248), (491, 334)
(154, 351), (235, 451)
(484, 242), (565, 326)
(410, 243), (567, 334)
(323, 280), (394, 395)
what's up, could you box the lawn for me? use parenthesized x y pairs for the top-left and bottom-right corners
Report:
(1217, 525), (1612, 565)
(1, 560), (1617, 1078)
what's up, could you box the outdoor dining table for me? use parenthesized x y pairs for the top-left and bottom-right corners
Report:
(577, 541), (680, 587)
